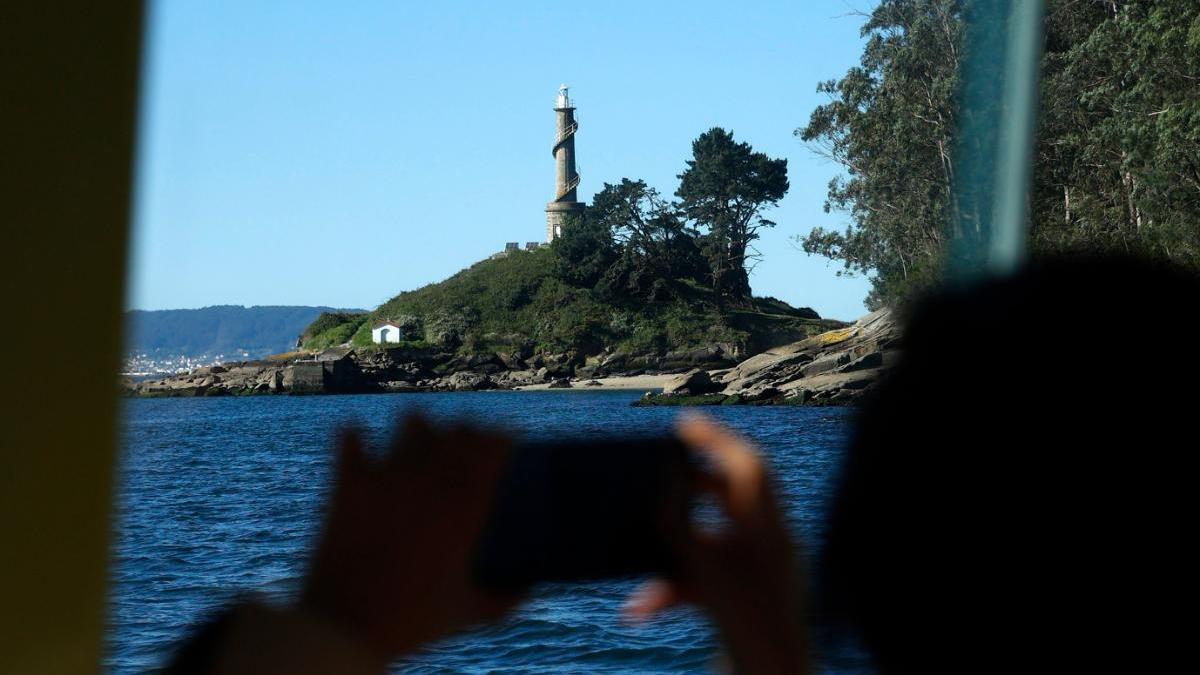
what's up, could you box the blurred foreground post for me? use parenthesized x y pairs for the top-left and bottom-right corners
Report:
(950, 0), (1045, 280)
(0, 3), (143, 673)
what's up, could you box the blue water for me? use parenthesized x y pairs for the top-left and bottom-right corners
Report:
(110, 391), (865, 673)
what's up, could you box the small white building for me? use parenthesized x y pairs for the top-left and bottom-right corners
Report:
(371, 320), (404, 344)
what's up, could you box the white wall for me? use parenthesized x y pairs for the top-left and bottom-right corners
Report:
(371, 325), (401, 344)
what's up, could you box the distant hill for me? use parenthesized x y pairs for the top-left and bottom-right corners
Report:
(126, 305), (363, 360)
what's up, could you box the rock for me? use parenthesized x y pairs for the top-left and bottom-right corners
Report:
(598, 351), (630, 373)
(642, 308), (900, 407)
(497, 351), (527, 370)
(583, 379), (603, 387)
(539, 353), (578, 378)
(316, 346), (354, 362)
(785, 370), (878, 397)
(799, 351), (853, 378)
(740, 385), (782, 402)
(436, 355), (470, 374)
(838, 351), (884, 373)
(633, 392), (730, 407)
(721, 351), (815, 393)
(626, 354), (665, 372)
(708, 367), (734, 381)
(547, 378), (572, 389)
(466, 352), (506, 374)
(445, 371), (496, 391)
(502, 370), (538, 386)
(662, 369), (722, 396)
(840, 374), (875, 390)
(660, 345), (734, 372)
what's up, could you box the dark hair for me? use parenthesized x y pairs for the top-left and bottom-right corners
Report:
(820, 256), (1198, 674)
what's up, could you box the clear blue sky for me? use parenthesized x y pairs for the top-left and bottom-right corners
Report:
(129, 0), (876, 320)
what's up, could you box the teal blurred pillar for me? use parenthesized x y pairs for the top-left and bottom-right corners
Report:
(949, 0), (1045, 281)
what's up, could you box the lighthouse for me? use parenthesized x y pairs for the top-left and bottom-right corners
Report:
(545, 84), (585, 242)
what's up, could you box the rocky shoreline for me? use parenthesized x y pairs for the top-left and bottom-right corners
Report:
(636, 308), (898, 406)
(126, 340), (759, 398)
(125, 311), (898, 406)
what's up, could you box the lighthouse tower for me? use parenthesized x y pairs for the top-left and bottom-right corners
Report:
(545, 84), (585, 242)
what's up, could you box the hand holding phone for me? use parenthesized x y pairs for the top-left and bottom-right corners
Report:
(625, 415), (810, 675)
(471, 418), (810, 672)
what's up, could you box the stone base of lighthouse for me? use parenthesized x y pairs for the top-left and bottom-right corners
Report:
(545, 201), (586, 243)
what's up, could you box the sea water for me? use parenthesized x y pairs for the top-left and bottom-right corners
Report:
(109, 391), (868, 673)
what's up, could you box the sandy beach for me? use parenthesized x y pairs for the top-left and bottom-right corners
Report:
(513, 373), (677, 391)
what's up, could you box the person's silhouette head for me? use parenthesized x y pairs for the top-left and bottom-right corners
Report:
(821, 256), (1197, 674)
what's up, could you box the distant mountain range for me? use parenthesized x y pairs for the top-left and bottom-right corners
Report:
(126, 305), (363, 361)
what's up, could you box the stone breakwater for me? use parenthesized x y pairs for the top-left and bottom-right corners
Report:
(635, 309), (899, 407)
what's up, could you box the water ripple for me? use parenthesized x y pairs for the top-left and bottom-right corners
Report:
(108, 392), (868, 673)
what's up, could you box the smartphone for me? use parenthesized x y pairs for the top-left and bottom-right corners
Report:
(471, 436), (694, 590)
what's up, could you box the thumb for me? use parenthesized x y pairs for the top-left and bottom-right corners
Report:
(622, 578), (686, 624)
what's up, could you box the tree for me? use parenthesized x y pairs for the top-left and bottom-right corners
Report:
(552, 179), (706, 300)
(800, 0), (1200, 309)
(550, 212), (618, 288)
(589, 179), (705, 299)
(798, 0), (962, 310)
(1032, 0), (1200, 265)
(677, 128), (789, 304)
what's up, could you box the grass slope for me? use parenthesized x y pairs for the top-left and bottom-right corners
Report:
(303, 248), (836, 358)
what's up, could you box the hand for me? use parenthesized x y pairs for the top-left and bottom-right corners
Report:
(300, 414), (520, 661)
(625, 414), (810, 675)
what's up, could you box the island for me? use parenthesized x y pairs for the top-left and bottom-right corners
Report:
(127, 120), (906, 405)
(125, 245), (896, 405)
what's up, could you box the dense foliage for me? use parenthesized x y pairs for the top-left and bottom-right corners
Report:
(564, 179), (707, 302)
(799, 0), (963, 309)
(557, 129), (788, 306)
(307, 247), (823, 358)
(800, 0), (1200, 309)
(678, 128), (790, 303)
(1032, 0), (1200, 263)
(302, 312), (368, 350)
(302, 311), (367, 340)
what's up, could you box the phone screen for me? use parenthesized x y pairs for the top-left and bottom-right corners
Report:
(471, 437), (693, 590)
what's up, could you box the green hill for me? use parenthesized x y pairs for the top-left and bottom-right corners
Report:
(302, 247), (838, 362)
